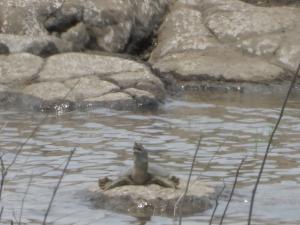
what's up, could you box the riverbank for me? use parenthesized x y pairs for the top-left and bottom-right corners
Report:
(0, 0), (299, 113)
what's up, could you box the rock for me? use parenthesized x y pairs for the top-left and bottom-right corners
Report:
(108, 70), (165, 100)
(0, 52), (165, 112)
(23, 82), (71, 101)
(0, 43), (9, 54)
(34, 99), (76, 114)
(61, 22), (89, 51)
(125, 88), (159, 110)
(276, 35), (300, 72)
(150, 0), (300, 87)
(0, 92), (43, 111)
(64, 77), (120, 100)
(38, 53), (149, 81)
(84, 92), (136, 110)
(43, 2), (83, 32)
(0, 0), (61, 35)
(87, 180), (214, 217)
(0, 0), (170, 54)
(0, 53), (44, 85)
(150, 3), (219, 62)
(0, 34), (73, 56)
(153, 50), (285, 82)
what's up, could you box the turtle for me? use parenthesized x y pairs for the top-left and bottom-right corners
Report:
(98, 142), (180, 190)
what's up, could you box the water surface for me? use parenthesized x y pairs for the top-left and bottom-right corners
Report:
(0, 91), (299, 225)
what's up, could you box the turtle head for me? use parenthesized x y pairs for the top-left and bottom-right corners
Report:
(133, 142), (148, 168)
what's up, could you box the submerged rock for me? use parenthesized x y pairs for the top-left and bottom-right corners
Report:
(87, 180), (214, 217)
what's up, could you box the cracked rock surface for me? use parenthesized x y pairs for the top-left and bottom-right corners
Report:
(0, 53), (165, 112)
(150, 0), (300, 87)
(87, 180), (215, 217)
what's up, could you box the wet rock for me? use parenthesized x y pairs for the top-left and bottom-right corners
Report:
(0, 43), (9, 54)
(85, 92), (136, 111)
(0, 34), (72, 56)
(0, 53), (44, 85)
(0, 52), (164, 112)
(34, 99), (76, 114)
(150, 0), (300, 86)
(125, 88), (159, 110)
(0, 92), (43, 111)
(87, 180), (214, 217)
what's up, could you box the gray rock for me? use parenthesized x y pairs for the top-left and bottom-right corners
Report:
(150, 0), (300, 86)
(64, 77), (120, 100)
(61, 22), (90, 51)
(23, 81), (71, 101)
(38, 53), (149, 81)
(150, 3), (218, 62)
(85, 92), (137, 110)
(87, 180), (214, 217)
(0, 34), (73, 56)
(125, 88), (159, 109)
(0, 53), (44, 85)
(153, 50), (285, 82)
(276, 35), (300, 72)
(0, 43), (9, 54)
(109, 70), (165, 100)
(0, 0), (62, 35)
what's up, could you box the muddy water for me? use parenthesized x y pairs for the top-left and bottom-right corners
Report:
(0, 91), (299, 225)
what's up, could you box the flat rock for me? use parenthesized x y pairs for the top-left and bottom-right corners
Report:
(84, 92), (137, 110)
(153, 50), (285, 82)
(150, 0), (300, 87)
(0, 53), (44, 85)
(23, 82), (70, 101)
(64, 77), (120, 100)
(38, 53), (149, 81)
(87, 180), (215, 217)
(0, 52), (164, 112)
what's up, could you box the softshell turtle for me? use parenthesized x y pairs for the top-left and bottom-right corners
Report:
(99, 142), (179, 190)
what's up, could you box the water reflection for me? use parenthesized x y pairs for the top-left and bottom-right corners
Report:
(0, 91), (299, 225)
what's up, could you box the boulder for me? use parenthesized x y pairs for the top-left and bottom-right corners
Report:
(0, 52), (164, 112)
(150, 0), (300, 88)
(0, 53), (44, 85)
(87, 180), (215, 217)
(0, 0), (170, 54)
(0, 34), (72, 56)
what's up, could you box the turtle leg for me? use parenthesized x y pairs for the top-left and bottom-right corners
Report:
(149, 175), (178, 189)
(101, 177), (134, 190)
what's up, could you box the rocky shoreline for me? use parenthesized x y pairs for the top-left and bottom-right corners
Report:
(0, 0), (299, 113)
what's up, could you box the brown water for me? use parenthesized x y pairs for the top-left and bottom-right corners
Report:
(0, 91), (299, 225)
